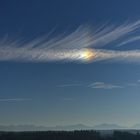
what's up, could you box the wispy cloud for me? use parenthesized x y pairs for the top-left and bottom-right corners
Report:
(57, 79), (140, 90)
(0, 20), (140, 63)
(0, 98), (31, 102)
(57, 83), (82, 87)
(58, 81), (122, 90)
(117, 36), (140, 47)
(88, 82), (122, 89)
(125, 79), (140, 87)
(127, 83), (138, 87)
(91, 49), (140, 63)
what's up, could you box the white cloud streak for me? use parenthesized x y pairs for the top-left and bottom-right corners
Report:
(0, 20), (140, 63)
(57, 83), (82, 87)
(118, 36), (140, 47)
(92, 49), (140, 63)
(57, 81), (122, 90)
(0, 98), (31, 102)
(89, 82), (122, 89)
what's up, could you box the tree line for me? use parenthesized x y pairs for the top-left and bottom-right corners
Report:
(0, 130), (140, 140)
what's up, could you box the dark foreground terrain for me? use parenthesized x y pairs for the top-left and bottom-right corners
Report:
(0, 130), (140, 140)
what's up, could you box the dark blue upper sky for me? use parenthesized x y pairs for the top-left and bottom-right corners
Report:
(1, 0), (140, 127)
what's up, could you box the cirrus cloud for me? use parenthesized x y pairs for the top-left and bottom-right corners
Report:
(88, 82), (122, 89)
(0, 98), (32, 102)
(0, 20), (140, 63)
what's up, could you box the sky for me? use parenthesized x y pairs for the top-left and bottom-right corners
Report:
(1, 0), (140, 128)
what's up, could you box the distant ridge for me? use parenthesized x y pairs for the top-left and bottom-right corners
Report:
(0, 123), (133, 131)
(0, 124), (91, 131)
(132, 124), (140, 129)
(93, 123), (125, 130)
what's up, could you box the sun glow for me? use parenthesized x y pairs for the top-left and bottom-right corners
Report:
(79, 48), (96, 62)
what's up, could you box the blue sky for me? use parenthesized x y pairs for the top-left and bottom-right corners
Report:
(1, 0), (140, 127)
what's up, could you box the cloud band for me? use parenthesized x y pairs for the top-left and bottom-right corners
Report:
(0, 20), (140, 63)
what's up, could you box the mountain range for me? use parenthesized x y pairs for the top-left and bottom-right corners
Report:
(1, 123), (140, 131)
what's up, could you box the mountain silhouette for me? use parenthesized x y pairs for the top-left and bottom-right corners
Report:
(0, 123), (127, 131)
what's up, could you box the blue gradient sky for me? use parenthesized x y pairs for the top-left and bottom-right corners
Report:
(1, 0), (140, 127)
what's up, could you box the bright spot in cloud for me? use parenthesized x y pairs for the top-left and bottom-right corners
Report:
(79, 48), (96, 62)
